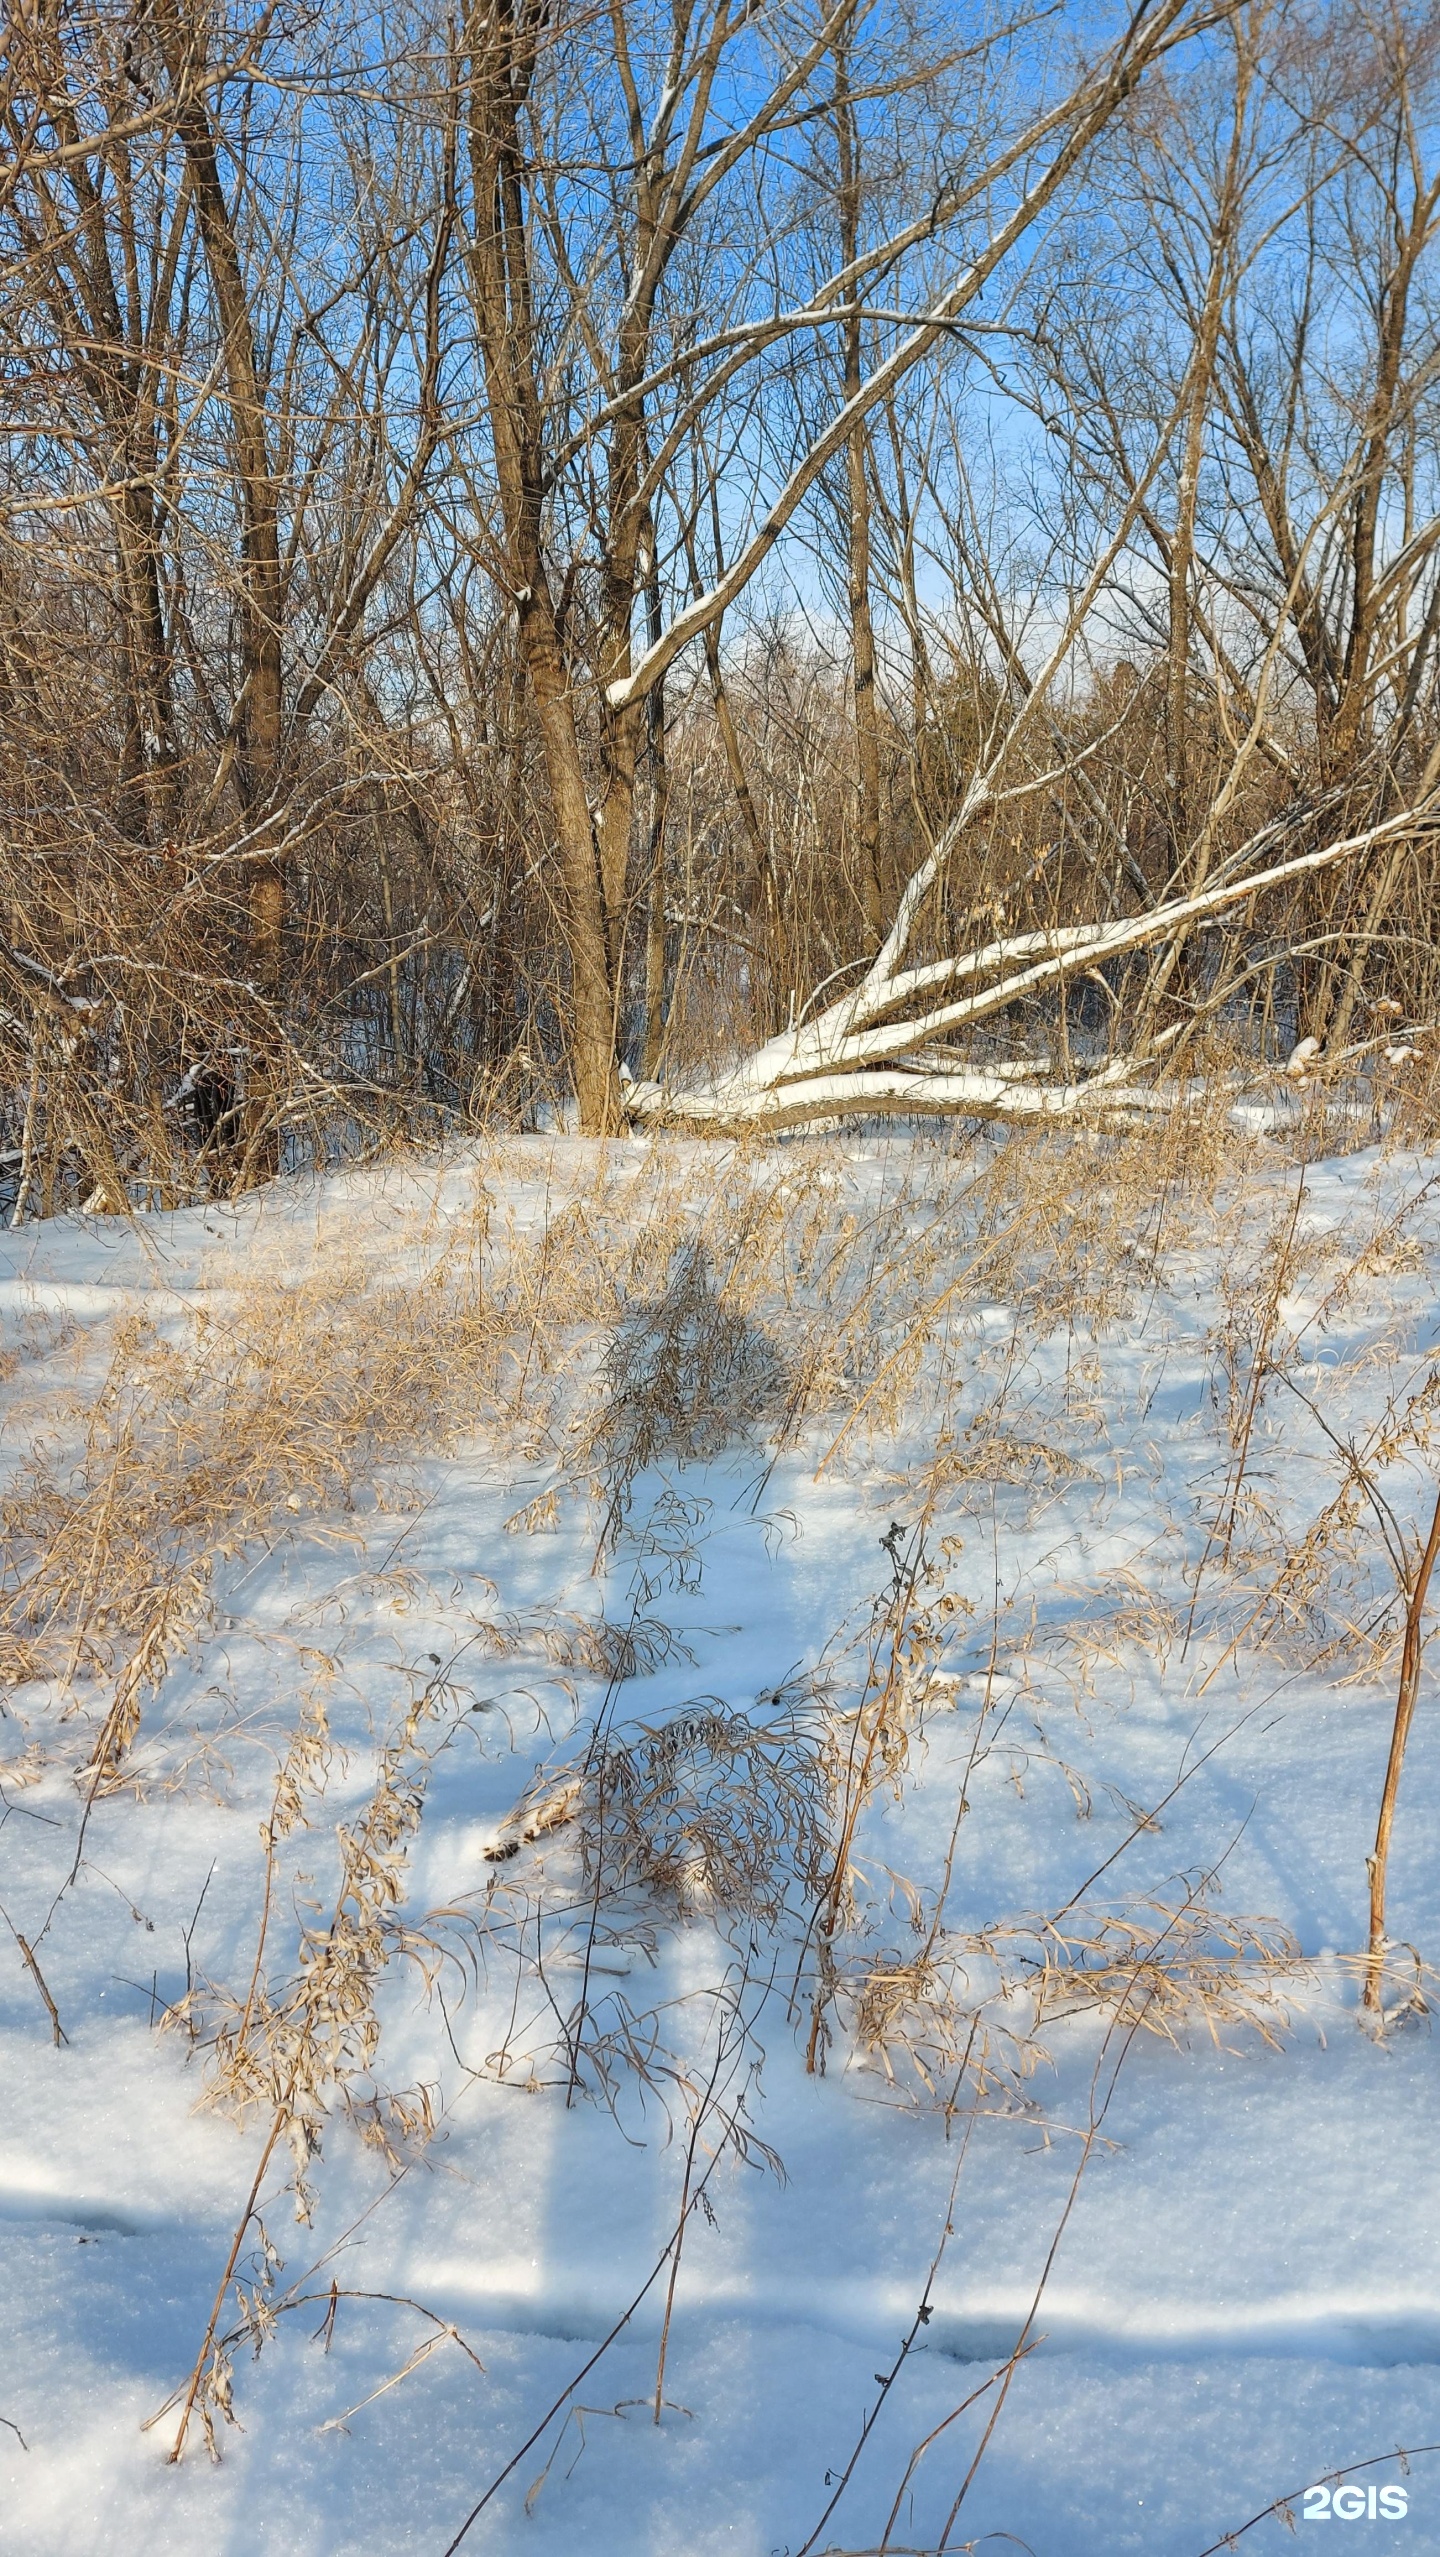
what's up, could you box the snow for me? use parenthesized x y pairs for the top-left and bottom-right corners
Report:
(3, 1129), (1440, 2554)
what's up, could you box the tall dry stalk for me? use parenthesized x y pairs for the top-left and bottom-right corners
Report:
(1364, 1482), (1440, 2014)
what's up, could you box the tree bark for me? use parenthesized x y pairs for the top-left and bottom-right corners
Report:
(835, 43), (883, 951)
(462, 2), (621, 1130)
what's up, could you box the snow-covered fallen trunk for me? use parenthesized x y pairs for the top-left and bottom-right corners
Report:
(630, 799), (1440, 1134)
(625, 1052), (1171, 1133)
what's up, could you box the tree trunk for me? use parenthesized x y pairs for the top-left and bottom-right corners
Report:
(836, 50), (883, 952)
(462, 7), (621, 1130)
(642, 557), (670, 1078)
(156, 9), (288, 1173)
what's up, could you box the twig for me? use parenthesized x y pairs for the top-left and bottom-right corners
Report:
(180, 1859), (217, 2034)
(1183, 1169), (1306, 1650)
(653, 1984), (755, 2423)
(317, 2328), (453, 2433)
(0, 1904), (67, 2045)
(796, 2024), (981, 2556)
(151, 2101), (291, 2461)
(1364, 1480), (1440, 2013)
(932, 2005), (1147, 2552)
(879, 1893), (1211, 2556)
(441, 1970), (771, 2555)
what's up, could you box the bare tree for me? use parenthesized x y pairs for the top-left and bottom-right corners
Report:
(453, 0), (1222, 1129)
(4, 0), (1440, 1197)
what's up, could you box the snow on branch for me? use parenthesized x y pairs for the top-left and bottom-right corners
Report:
(604, 0), (1205, 717)
(629, 799), (1440, 1133)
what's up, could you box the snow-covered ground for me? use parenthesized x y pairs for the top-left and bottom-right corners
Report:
(3, 1125), (1440, 2556)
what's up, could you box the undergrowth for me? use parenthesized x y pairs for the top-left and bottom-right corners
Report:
(3, 1089), (1437, 2465)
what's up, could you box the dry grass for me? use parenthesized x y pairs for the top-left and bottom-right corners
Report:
(0, 1197), (500, 1773)
(8, 1094), (1437, 2457)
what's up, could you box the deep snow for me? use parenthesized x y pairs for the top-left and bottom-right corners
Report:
(3, 1131), (1440, 2557)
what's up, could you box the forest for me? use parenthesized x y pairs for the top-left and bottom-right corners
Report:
(4, 6), (1440, 2555)
(2, 0), (1439, 1185)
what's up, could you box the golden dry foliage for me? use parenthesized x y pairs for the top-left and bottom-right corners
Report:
(7, 1107), (1421, 2200)
(0, 1181), (501, 1771)
(9, 1105), (1420, 2464)
(0, 1103), (1333, 1793)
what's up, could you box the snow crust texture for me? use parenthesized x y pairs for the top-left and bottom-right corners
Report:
(2, 1124), (1440, 2556)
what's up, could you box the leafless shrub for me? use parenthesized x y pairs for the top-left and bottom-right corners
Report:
(537, 1694), (832, 1925)
(156, 1654), (464, 2461)
(0, 1199), (501, 1778)
(584, 1242), (790, 1540)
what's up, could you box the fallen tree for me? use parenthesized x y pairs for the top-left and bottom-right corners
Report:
(623, 797), (1440, 1132)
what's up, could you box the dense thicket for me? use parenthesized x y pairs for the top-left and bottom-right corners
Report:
(2, 0), (1438, 1200)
